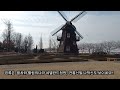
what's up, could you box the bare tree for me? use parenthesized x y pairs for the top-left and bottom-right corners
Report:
(77, 41), (119, 54)
(28, 34), (33, 52)
(22, 36), (28, 53)
(94, 42), (105, 52)
(22, 34), (33, 53)
(78, 42), (105, 54)
(103, 41), (116, 54)
(86, 43), (94, 54)
(78, 43), (87, 53)
(116, 41), (120, 48)
(48, 36), (59, 53)
(2, 20), (14, 52)
(91, 43), (96, 53)
(13, 32), (23, 52)
(51, 38), (59, 52)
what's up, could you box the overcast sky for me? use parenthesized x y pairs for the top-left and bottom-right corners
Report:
(0, 11), (120, 48)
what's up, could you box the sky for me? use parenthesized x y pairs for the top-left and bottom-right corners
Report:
(0, 11), (120, 48)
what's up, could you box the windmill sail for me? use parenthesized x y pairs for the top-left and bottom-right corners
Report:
(75, 30), (83, 39)
(70, 11), (87, 23)
(58, 11), (68, 22)
(51, 24), (65, 36)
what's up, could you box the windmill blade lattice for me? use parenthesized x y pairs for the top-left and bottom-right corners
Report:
(70, 11), (87, 23)
(58, 11), (69, 22)
(75, 30), (84, 39)
(51, 24), (65, 36)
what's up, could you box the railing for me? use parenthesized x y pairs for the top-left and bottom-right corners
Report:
(107, 58), (120, 61)
(57, 36), (80, 41)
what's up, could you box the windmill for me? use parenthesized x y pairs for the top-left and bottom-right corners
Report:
(51, 11), (87, 54)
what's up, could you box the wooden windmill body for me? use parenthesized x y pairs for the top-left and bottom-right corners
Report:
(51, 11), (87, 54)
(57, 23), (79, 54)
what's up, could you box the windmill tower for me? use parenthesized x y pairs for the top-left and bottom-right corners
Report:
(51, 11), (87, 54)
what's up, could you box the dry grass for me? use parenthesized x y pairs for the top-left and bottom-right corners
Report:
(0, 61), (120, 79)
(0, 53), (120, 79)
(0, 54), (36, 65)
(0, 53), (120, 65)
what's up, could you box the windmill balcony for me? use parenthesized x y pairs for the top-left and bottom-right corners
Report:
(57, 36), (61, 41)
(76, 36), (80, 41)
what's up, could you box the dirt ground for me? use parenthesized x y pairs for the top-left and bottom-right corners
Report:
(0, 61), (120, 79)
